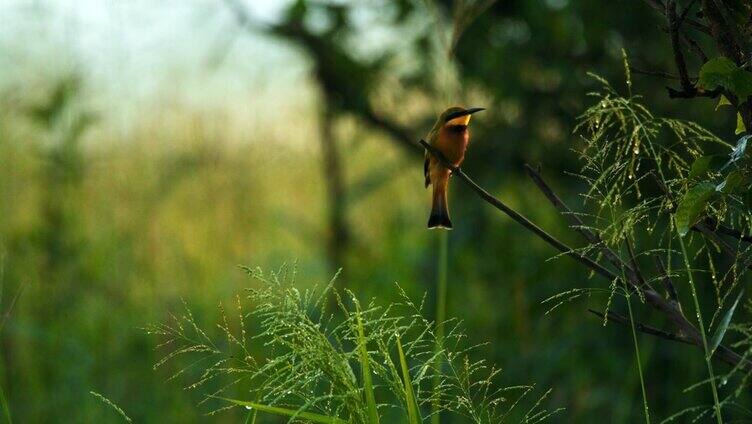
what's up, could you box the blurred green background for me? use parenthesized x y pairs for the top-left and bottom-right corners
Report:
(0, 0), (744, 422)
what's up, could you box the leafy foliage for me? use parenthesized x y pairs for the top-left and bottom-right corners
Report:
(568, 67), (752, 421)
(675, 182), (716, 237)
(698, 57), (752, 100)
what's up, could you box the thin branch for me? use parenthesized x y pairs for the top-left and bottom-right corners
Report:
(588, 309), (694, 345)
(667, 86), (722, 99)
(703, 217), (752, 243)
(625, 239), (648, 287)
(640, 0), (711, 34)
(523, 164), (643, 287)
(521, 167), (749, 365)
(419, 140), (616, 280)
(655, 255), (680, 305)
(630, 66), (681, 80)
(667, 0), (695, 94)
(678, 0), (699, 24)
(681, 33), (709, 63)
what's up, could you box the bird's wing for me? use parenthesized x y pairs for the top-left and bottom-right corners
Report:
(424, 152), (430, 187)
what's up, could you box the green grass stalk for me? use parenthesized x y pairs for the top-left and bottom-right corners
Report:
(432, 230), (448, 424)
(624, 283), (650, 424)
(676, 230), (723, 424)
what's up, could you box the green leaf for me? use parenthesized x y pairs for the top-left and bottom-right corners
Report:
(698, 57), (737, 91)
(397, 336), (421, 424)
(220, 398), (348, 424)
(674, 182), (717, 236)
(737, 113), (747, 135)
(356, 308), (380, 424)
(710, 289), (745, 356)
(689, 155), (726, 179)
(719, 170), (750, 193)
(715, 94), (732, 110)
(698, 57), (752, 100)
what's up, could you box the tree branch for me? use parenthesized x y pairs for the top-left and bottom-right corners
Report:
(655, 255), (680, 305)
(667, 0), (695, 94)
(419, 140), (617, 280)
(523, 164), (643, 287)
(641, 0), (711, 34)
(630, 66), (680, 80)
(588, 308), (694, 345)
(516, 167), (752, 370)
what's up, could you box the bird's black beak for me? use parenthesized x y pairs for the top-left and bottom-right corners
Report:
(444, 107), (485, 122)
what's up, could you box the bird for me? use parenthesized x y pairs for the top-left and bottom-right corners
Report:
(424, 106), (484, 229)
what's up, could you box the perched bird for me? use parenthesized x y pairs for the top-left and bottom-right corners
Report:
(424, 106), (484, 229)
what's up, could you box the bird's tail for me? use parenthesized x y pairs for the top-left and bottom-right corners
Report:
(427, 183), (452, 229)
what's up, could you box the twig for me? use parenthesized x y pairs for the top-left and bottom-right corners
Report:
(588, 308), (694, 345)
(640, 0), (711, 34)
(667, 87), (722, 99)
(625, 239), (648, 287)
(703, 217), (752, 243)
(666, 0), (695, 94)
(655, 256), (680, 305)
(421, 143), (752, 371)
(420, 140), (617, 280)
(524, 164), (643, 287)
(629, 66), (680, 80)
(681, 33), (709, 63)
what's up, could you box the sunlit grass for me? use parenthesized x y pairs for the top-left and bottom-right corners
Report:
(146, 265), (561, 423)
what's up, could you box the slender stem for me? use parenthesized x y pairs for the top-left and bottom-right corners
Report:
(676, 230), (723, 424)
(625, 284), (651, 424)
(432, 230), (448, 424)
(244, 410), (257, 424)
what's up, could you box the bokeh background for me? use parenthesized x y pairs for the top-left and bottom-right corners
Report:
(0, 0), (743, 422)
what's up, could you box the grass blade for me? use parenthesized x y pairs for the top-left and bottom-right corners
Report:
(0, 378), (10, 424)
(89, 391), (132, 423)
(356, 309), (380, 424)
(710, 289), (744, 355)
(221, 398), (347, 424)
(397, 336), (421, 424)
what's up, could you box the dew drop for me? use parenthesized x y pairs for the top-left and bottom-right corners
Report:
(245, 406), (253, 410)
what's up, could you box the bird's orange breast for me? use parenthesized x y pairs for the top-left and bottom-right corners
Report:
(436, 126), (469, 166)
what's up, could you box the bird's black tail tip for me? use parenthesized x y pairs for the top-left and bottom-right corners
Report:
(427, 213), (453, 230)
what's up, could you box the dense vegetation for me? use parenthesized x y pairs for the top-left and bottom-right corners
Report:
(1, 0), (752, 422)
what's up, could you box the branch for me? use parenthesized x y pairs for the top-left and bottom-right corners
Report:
(666, 0), (695, 94)
(641, 0), (711, 34)
(630, 66), (680, 80)
(703, 217), (752, 243)
(681, 33), (709, 63)
(222, 0), (420, 158)
(523, 164), (643, 287)
(667, 86), (722, 99)
(625, 239), (648, 287)
(419, 140), (616, 280)
(517, 165), (752, 371)
(588, 308), (694, 345)
(655, 255), (680, 305)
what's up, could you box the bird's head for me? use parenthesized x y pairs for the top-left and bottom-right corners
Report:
(439, 106), (485, 126)
(426, 106), (484, 142)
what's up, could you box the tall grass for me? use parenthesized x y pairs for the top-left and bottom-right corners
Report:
(432, 230), (448, 424)
(572, 64), (744, 420)
(676, 234), (723, 424)
(147, 265), (561, 423)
